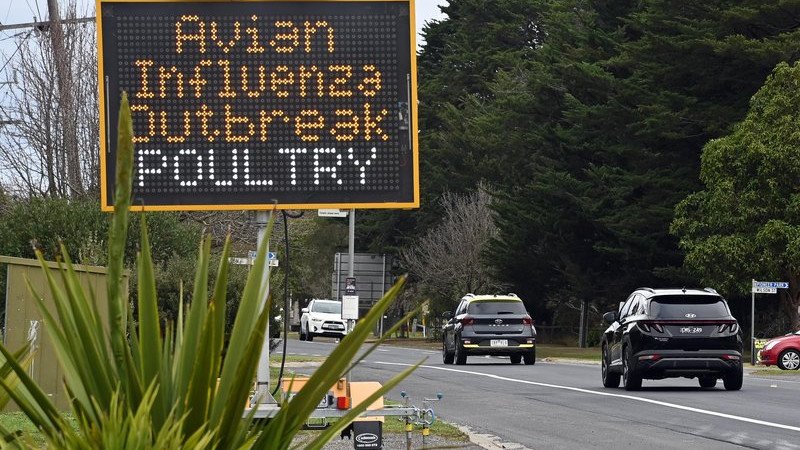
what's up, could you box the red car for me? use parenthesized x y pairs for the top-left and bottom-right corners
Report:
(758, 331), (800, 370)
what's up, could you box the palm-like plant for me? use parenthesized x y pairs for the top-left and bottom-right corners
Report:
(0, 94), (418, 449)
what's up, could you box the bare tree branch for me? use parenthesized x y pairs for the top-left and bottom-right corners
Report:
(401, 182), (506, 314)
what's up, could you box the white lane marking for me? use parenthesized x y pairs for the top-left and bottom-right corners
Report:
(747, 375), (800, 385)
(373, 362), (800, 434)
(377, 349), (390, 352)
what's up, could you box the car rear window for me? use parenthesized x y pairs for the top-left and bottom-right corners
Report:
(467, 301), (526, 315)
(649, 295), (729, 319)
(312, 302), (341, 314)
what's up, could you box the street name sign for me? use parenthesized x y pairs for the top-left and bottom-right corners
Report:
(753, 281), (789, 289)
(753, 287), (777, 294)
(318, 209), (348, 217)
(97, 0), (419, 211)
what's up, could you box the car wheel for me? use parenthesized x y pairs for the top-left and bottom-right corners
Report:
(455, 337), (467, 365)
(299, 324), (307, 341)
(523, 349), (536, 365)
(777, 349), (800, 370)
(601, 344), (620, 388)
(622, 346), (642, 391)
(698, 376), (717, 388)
(442, 340), (454, 365)
(723, 363), (743, 391)
(510, 354), (522, 364)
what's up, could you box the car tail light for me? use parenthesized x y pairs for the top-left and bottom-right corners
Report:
(638, 354), (662, 361)
(522, 316), (533, 325)
(639, 321), (664, 333)
(460, 316), (474, 326)
(716, 321), (739, 333)
(721, 354), (740, 361)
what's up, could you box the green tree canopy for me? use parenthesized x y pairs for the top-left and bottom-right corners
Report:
(672, 61), (800, 329)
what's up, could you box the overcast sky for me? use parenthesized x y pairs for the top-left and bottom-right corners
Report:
(1, 0), (448, 40)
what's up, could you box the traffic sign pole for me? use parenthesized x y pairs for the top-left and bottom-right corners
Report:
(255, 211), (275, 405)
(751, 279), (755, 365)
(750, 279), (790, 365)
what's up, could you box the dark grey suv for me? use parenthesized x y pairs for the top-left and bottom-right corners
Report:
(601, 288), (743, 391)
(442, 294), (536, 365)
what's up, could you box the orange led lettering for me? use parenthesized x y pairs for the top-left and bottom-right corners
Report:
(358, 65), (382, 97)
(328, 65), (353, 97)
(304, 20), (335, 53)
(295, 110), (325, 142)
(241, 65), (267, 98)
(196, 104), (220, 142)
(330, 109), (359, 141)
(225, 104), (254, 142)
(298, 65), (324, 97)
(175, 15), (205, 53)
(134, 60), (155, 99)
(217, 60), (237, 98)
(269, 21), (299, 53)
(189, 60), (212, 98)
(246, 15), (266, 53)
(130, 105), (155, 143)
(161, 110), (191, 143)
(158, 66), (184, 98)
(362, 103), (389, 141)
(211, 21), (241, 53)
(271, 66), (294, 98)
(259, 110), (289, 141)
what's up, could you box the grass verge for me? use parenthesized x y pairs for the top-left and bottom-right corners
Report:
(749, 366), (800, 377)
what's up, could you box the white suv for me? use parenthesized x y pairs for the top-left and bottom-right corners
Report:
(299, 299), (347, 341)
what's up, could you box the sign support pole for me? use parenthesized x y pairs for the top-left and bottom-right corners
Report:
(346, 209), (356, 385)
(255, 210), (276, 405)
(348, 212), (356, 321)
(751, 279), (756, 366)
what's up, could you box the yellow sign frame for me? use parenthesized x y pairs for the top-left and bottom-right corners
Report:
(96, 0), (419, 211)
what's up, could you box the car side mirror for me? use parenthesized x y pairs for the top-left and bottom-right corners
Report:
(301, 307), (309, 314)
(442, 311), (453, 320)
(603, 311), (618, 324)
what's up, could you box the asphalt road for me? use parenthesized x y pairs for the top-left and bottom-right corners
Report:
(279, 338), (800, 449)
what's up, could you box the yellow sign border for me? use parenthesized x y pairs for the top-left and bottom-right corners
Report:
(96, 0), (419, 212)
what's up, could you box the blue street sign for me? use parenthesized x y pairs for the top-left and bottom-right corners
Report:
(268, 252), (277, 260)
(753, 281), (789, 289)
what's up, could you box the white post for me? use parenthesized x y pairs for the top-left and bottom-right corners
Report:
(751, 279), (756, 366)
(255, 211), (275, 404)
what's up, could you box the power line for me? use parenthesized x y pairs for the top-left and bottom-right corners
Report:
(0, 16), (94, 32)
(0, 29), (33, 76)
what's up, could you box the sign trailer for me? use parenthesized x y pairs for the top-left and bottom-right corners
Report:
(98, 0), (419, 211)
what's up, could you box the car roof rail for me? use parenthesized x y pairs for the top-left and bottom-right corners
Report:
(507, 292), (519, 297)
(703, 287), (719, 294)
(463, 293), (475, 298)
(635, 287), (655, 293)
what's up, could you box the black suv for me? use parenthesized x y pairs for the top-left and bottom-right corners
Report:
(442, 294), (536, 365)
(601, 288), (743, 391)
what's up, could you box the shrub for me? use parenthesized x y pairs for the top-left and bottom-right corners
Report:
(0, 93), (417, 449)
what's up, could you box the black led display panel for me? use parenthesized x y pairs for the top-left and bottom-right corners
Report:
(98, 0), (418, 211)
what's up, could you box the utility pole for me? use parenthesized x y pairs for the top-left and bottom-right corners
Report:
(46, 0), (83, 196)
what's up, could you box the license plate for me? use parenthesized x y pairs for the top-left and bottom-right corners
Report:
(680, 327), (703, 334)
(490, 339), (508, 347)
